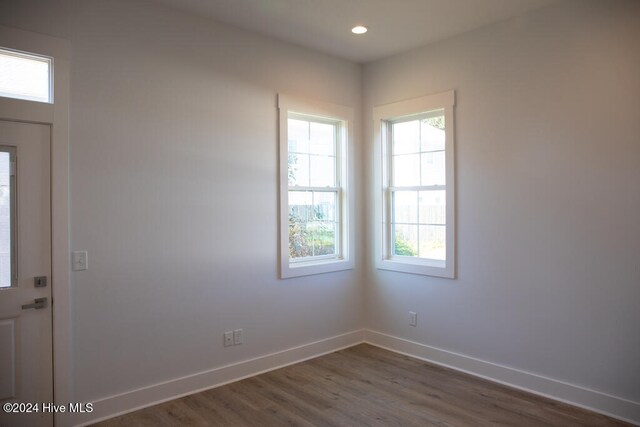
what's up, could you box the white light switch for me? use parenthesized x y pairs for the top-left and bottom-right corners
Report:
(409, 311), (417, 327)
(72, 251), (88, 271)
(233, 329), (243, 345)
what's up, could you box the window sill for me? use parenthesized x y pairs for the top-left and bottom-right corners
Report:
(281, 257), (354, 279)
(376, 257), (454, 278)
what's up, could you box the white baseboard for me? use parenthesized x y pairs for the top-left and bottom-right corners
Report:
(69, 330), (365, 427)
(364, 330), (640, 426)
(66, 328), (639, 426)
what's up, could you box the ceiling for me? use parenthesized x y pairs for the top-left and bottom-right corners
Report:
(154, 0), (560, 63)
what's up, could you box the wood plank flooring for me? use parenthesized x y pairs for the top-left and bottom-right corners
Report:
(93, 344), (631, 426)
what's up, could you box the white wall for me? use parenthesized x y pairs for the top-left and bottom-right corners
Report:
(0, 0), (364, 404)
(363, 0), (640, 405)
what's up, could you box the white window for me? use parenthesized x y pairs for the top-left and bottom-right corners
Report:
(0, 48), (52, 103)
(374, 91), (456, 278)
(278, 95), (354, 278)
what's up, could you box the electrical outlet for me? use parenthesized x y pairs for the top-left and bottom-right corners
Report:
(409, 311), (417, 327)
(233, 329), (243, 345)
(224, 331), (233, 347)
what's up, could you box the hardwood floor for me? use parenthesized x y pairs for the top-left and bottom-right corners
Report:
(93, 344), (630, 426)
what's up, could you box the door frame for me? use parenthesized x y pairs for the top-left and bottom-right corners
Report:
(0, 25), (71, 426)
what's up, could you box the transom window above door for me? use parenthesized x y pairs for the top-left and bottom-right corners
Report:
(0, 48), (52, 103)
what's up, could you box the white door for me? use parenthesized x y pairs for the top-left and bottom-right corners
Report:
(0, 120), (52, 427)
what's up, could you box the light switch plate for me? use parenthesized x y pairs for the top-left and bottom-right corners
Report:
(409, 311), (417, 327)
(233, 329), (243, 345)
(72, 251), (88, 271)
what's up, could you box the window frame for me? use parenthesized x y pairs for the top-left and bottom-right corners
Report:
(278, 94), (354, 278)
(373, 90), (456, 278)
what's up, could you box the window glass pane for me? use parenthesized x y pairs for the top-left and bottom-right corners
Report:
(0, 152), (11, 288)
(393, 191), (417, 224)
(313, 191), (336, 221)
(393, 224), (418, 257)
(309, 155), (335, 187)
(0, 49), (51, 103)
(288, 152), (309, 187)
(419, 225), (446, 260)
(289, 191), (312, 258)
(289, 191), (312, 221)
(393, 120), (420, 154)
(309, 122), (335, 155)
(289, 220), (312, 258)
(393, 153), (420, 186)
(312, 221), (336, 256)
(419, 191), (446, 225)
(420, 151), (445, 185)
(421, 113), (445, 152)
(288, 119), (309, 153)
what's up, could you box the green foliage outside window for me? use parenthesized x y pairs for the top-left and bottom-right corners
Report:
(394, 235), (417, 257)
(289, 209), (335, 258)
(424, 115), (445, 130)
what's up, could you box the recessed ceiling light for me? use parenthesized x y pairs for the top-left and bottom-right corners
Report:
(351, 26), (368, 35)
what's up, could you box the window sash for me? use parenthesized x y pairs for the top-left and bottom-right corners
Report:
(287, 115), (342, 262)
(389, 189), (448, 262)
(385, 109), (449, 263)
(288, 188), (342, 260)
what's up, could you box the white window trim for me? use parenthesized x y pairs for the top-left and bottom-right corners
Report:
(373, 90), (456, 278)
(278, 94), (354, 278)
